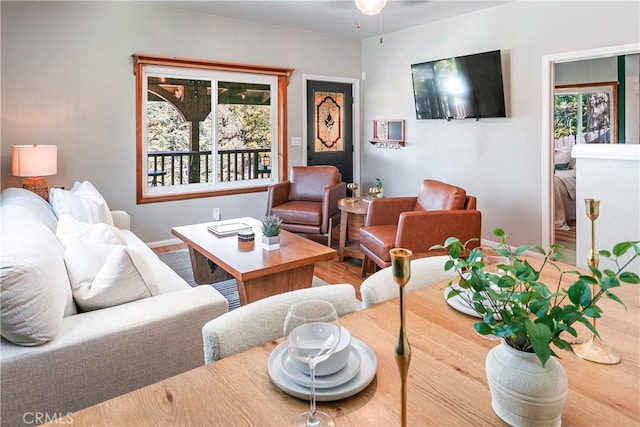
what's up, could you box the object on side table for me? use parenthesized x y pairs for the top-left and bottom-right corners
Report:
(11, 144), (57, 201)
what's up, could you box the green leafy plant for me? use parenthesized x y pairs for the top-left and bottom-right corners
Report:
(261, 214), (283, 237)
(432, 229), (640, 367)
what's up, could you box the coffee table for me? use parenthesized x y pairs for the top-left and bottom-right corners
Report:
(171, 217), (337, 305)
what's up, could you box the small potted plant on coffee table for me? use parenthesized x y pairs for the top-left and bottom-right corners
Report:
(261, 214), (283, 250)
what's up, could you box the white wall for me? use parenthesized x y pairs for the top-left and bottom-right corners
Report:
(360, 1), (639, 247)
(554, 57), (617, 85)
(0, 1), (361, 242)
(573, 145), (640, 274)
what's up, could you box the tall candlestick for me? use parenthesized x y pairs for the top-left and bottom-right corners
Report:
(573, 198), (621, 364)
(391, 248), (412, 427)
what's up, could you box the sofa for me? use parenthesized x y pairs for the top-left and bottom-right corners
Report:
(0, 186), (229, 426)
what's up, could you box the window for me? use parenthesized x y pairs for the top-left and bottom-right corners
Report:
(133, 54), (293, 203)
(554, 82), (617, 144)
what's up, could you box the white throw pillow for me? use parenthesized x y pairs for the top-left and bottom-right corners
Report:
(50, 181), (114, 225)
(0, 219), (72, 345)
(63, 238), (161, 312)
(56, 214), (125, 247)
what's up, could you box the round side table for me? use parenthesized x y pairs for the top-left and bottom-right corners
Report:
(337, 197), (369, 262)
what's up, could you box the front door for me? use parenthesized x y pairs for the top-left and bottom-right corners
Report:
(306, 81), (353, 183)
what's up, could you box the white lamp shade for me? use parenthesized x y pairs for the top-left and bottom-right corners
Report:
(11, 145), (58, 177)
(355, 0), (387, 15)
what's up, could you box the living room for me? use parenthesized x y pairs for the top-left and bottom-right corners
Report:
(2, 1), (639, 254)
(1, 1), (639, 425)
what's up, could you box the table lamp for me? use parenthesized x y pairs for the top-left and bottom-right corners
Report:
(11, 144), (57, 201)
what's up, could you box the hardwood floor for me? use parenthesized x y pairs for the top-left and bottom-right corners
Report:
(555, 220), (576, 265)
(152, 242), (366, 300)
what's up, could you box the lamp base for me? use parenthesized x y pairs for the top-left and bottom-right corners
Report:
(23, 177), (50, 201)
(573, 334), (621, 365)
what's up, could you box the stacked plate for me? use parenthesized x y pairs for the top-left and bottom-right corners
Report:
(268, 330), (377, 401)
(444, 285), (482, 318)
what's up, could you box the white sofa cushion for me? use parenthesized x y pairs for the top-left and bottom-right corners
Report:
(0, 188), (59, 232)
(56, 215), (126, 247)
(0, 217), (72, 345)
(50, 181), (114, 225)
(64, 239), (162, 312)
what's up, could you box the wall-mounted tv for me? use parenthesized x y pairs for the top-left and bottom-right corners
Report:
(411, 50), (506, 120)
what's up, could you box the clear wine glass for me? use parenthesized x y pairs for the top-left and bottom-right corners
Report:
(284, 300), (341, 427)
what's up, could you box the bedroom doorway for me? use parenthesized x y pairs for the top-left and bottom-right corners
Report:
(543, 44), (640, 266)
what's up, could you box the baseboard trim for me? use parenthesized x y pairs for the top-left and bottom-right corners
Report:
(147, 237), (183, 248)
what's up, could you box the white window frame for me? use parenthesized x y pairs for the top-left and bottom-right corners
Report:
(142, 66), (278, 199)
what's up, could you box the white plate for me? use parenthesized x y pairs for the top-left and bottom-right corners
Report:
(280, 344), (362, 389)
(268, 338), (377, 402)
(444, 286), (482, 318)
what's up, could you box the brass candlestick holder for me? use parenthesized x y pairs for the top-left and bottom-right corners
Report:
(573, 198), (621, 364)
(390, 248), (412, 427)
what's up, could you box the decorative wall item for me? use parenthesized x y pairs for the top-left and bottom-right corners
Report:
(370, 119), (405, 148)
(314, 91), (344, 152)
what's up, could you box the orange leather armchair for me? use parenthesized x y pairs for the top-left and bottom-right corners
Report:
(267, 166), (346, 246)
(359, 179), (481, 275)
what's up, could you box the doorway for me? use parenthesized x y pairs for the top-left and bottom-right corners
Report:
(303, 76), (360, 186)
(542, 43), (640, 264)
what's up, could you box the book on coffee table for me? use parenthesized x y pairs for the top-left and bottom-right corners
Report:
(207, 222), (252, 237)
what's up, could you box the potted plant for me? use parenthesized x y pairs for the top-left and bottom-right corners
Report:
(432, 229), (639, 426)
(261, 214), (283, 250)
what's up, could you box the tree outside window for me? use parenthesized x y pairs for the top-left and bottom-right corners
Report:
(133, 55), (293, 204)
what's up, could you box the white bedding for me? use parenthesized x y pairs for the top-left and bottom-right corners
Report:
(554, 168), (576, 230)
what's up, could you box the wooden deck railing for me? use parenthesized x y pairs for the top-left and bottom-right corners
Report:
(147, 149), (271, 186)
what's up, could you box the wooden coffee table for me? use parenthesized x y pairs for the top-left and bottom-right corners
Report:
(171, 217), (337, 305)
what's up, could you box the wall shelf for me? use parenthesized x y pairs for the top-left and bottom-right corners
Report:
(369, 119), (405, 148)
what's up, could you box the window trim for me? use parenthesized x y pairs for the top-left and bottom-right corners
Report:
(554, 81), (618, 143)
(132, 54), (294, 204)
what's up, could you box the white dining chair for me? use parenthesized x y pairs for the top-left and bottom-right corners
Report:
(360, 255), (457, 308)
(202, 284), (359, 364)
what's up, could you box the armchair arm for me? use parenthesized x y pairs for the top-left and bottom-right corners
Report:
(321, 181), (347, 232)
(365, 197), (417, 226)
(395, 210), (482, 256)
(266, 181), (291, 214)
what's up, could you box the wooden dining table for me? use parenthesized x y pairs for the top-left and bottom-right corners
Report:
(57, 258), (639, 426)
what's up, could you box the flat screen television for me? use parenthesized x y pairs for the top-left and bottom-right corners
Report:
(411, 50), (506, 120)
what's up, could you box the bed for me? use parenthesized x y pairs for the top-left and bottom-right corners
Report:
(553, 142), (576, 231)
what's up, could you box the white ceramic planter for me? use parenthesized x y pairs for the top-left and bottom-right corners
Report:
(261, 235), (280, 250)
(485, 341), (568, 427)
